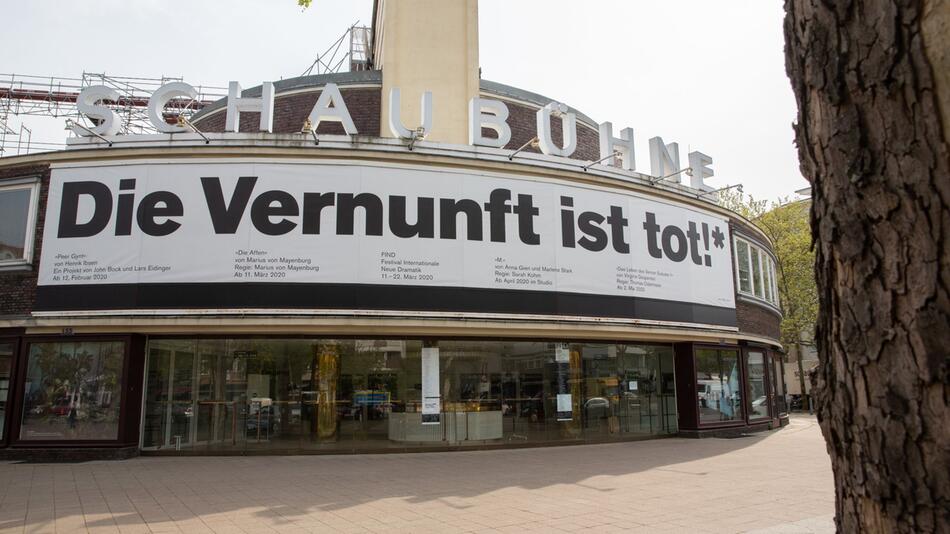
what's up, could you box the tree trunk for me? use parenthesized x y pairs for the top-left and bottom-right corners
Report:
(784, 1), (950, 532)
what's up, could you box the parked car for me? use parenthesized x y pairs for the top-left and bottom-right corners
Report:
(51, 397), (72, 416)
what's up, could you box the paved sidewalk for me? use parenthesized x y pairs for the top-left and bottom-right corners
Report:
(0, 415), (834, 533)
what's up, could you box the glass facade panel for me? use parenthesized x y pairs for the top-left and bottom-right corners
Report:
(0, 342), (13, 440)
(751, 248), (763, 298)
(746, 351), (769, 419)
(771, 356), (788, 415)
(769, 259), (780, 305)
(141, 338), (677, 452)
(736, 237), (780, 306)
(696, 348), (742, 424)
(736, 240), (751, 293)
(20, 341), (125, 441)
(0, 187), (32, 263)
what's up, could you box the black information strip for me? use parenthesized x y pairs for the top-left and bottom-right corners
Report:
(35, 283), (738, 327)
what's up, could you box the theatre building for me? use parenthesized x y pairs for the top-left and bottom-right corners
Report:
(0, 1), (787, 458)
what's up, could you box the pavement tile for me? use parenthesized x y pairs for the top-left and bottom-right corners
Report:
(0, 415), (834, 534)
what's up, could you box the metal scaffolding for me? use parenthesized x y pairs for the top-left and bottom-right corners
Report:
(301, 23), (372, 76)
(0, 73), (226, 155)
(1, 23), (375, 156)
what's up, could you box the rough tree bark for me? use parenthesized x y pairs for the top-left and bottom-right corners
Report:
(784, 0), (949, 532)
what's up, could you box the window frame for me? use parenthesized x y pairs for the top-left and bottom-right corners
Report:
(751, 247), (763, 298)
(735, 240), (752, 293)
(0, 177), (41, 270)
(743, 348), (771, 422)
(692, 345), (746, 428)
(10, 335), (134, 447)
(768, 258), (779, 306)
(733, 234), (780, 309)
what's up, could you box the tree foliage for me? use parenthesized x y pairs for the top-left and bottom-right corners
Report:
(720, 191), (818, 347)
(717, 187), (767, 221)
(758, 199), (818, 347)
(298, 0), (312, 8)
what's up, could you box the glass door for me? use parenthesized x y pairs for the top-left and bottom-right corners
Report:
(769, 353), (788, 421)
(745, 350), (771, 422)
(241, 343), (288, 450)
(143, 340), (196, 450)
(194, 341), (239, 447)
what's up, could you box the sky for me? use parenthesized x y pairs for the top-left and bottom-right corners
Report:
(0, 0), (807, 202)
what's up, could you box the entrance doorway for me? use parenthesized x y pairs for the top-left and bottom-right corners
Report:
(768, 353), (788, 423)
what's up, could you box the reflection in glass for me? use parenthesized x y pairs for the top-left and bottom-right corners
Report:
(736, 240), (751, 293)
(20, 341), (125, 440)
(696, 349), (743, 424)
(142, 338), (678, 452)
(746, 351), (769, 419)
(751, 248), (763, 298)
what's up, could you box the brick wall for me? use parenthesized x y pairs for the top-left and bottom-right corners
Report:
(0, 164), (49, 318)
(193, 84), (601, 161)
(736, 299), (782, 340)
(485, 100), (600, 161)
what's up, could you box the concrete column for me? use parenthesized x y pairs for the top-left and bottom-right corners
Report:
(375, 0), (480, 145)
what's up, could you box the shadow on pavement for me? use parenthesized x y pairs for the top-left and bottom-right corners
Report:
(0, 427), (793, 531)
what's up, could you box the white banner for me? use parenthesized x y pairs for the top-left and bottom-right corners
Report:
(421, 346), (440, 425)
(38, 160), (735, 311)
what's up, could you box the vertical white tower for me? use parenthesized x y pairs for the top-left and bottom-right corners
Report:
(374, 0), (480, 145)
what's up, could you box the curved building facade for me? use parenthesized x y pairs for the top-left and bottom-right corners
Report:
(0, 6), (787, 458)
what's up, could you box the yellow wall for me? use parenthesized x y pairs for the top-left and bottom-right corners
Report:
(376, 0), (479, 145)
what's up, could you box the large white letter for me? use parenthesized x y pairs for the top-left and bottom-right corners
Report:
(73, 86), (120, 137)
(468, 97), (511, 148)
(598, 122), (636, 170)
(649, 136), (681, 182)
(148, 82), (198, 133)
(306, 83), (358, 134)
(225, 81), (275, 133)
(688, 150), (714, 190)
(388, 87), (433, 139)
(536, 102), (577, 157)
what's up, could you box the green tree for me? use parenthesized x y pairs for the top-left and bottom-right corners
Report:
(716, 187), (767, 221)
(719, 192), (819, 407)
(757, 199), (819, 407)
